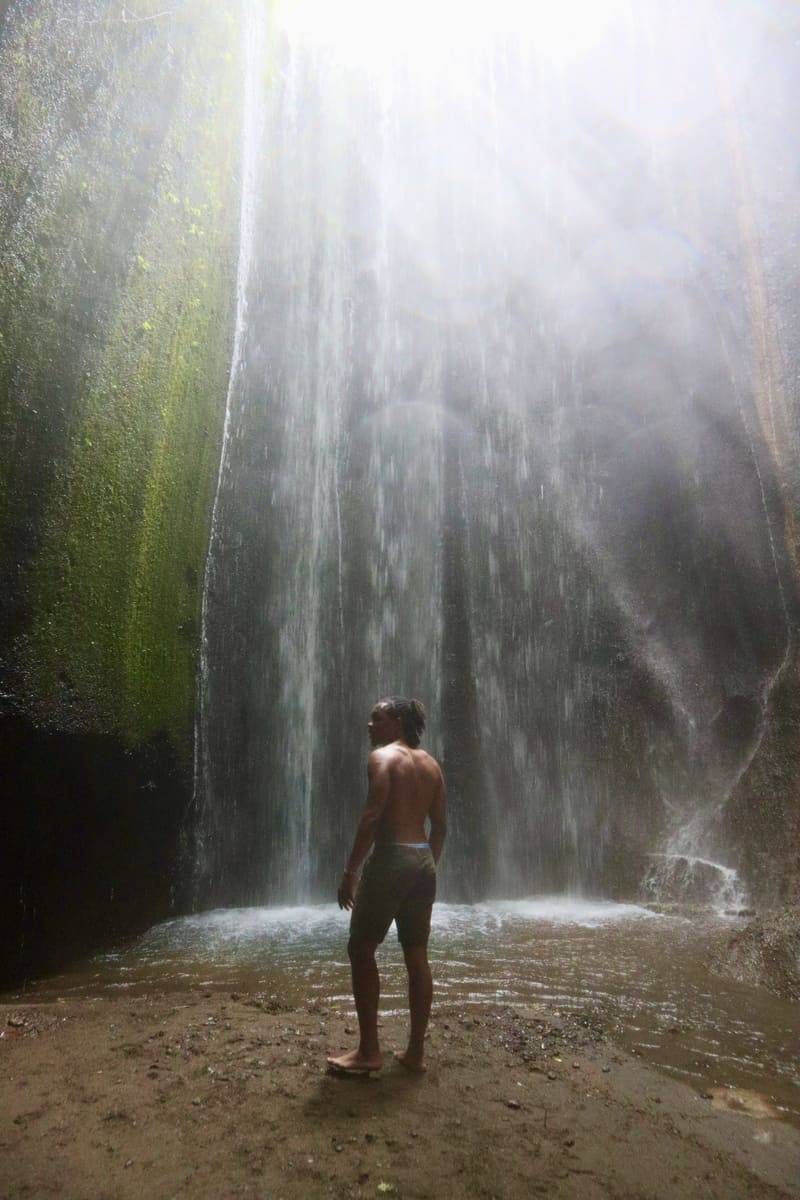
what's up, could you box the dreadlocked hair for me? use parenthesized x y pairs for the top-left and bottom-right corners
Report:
(379, 696), (426, 748)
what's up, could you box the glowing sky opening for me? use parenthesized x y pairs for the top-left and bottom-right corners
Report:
(275, 0), (630, 74)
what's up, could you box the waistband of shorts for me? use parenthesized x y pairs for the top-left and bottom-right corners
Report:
(370, 842), (434, 860)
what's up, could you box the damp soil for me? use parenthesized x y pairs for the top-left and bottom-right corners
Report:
(1, 992), (798, 1200)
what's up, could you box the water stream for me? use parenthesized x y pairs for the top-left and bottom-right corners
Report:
(8, 902), (798, 1123)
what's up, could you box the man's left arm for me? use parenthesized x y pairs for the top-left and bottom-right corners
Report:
(337, 751), (391, 910)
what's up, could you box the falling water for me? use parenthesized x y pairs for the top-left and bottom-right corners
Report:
(191, 0), (267, 901)
(192, 1), (791, 909)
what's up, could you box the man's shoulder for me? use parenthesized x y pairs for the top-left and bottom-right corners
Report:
(368, 744), (442, 774)
(411, 747), (443, 775)
(367, 744), (403, 768)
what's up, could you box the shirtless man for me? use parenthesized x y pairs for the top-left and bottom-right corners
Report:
(327, 697), (447, 1075)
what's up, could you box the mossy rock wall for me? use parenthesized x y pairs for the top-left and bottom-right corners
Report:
(0, 0), (244, 984)
(1, 0), (243, 749)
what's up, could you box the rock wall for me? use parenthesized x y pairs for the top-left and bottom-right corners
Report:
(0, 0), (243, 985)
(724, 662), (800, 909)
(720, 12), (800, 913)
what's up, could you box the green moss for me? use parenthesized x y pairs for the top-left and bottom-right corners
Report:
(21, 1), (246, 754)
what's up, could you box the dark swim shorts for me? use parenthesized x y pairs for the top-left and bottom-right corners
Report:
(349, 844), (436, 948)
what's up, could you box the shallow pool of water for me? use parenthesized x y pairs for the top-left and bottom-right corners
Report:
(7, 898), (799, 1120)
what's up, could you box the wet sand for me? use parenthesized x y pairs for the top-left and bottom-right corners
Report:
(2, 991), (798, 1199)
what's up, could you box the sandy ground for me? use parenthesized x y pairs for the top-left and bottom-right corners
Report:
(1, 990), (798, 1200)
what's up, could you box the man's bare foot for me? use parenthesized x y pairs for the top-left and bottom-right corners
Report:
(326, 1049), (382, 1075)
(394, 1050), (426, 1074)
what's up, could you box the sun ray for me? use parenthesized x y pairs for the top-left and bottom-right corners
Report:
(274, 0), (630, 75)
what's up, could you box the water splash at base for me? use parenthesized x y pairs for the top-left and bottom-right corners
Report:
(642, 853), (749, 914)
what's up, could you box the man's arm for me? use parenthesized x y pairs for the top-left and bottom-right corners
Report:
(428, 770), (447, 864)
(337, 750), (391, 910)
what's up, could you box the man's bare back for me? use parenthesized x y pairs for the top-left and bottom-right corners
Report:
(369, 742), (446, 850)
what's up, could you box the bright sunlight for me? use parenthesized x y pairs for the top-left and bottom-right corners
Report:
(274, 0), (630, 75)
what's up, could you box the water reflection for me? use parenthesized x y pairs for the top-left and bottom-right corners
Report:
(9, 899), (798, 1120)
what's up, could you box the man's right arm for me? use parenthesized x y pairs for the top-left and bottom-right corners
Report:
(428, 770), (447, 864)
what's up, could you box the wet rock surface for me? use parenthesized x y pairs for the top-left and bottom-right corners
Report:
(710, 907), (800, 1002)
(0, 716), (188, 988)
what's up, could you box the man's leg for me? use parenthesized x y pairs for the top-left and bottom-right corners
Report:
(397, 942), (432, 1072)
(327, 938), (383, 1072)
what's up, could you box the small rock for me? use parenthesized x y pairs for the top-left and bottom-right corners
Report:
(505, 1099), (521, 1110)
(572, 1061), (580, 1069)
(563, 1138), (575, 1148)
(602, 1066), (611, 1073)
(191, 1098), (202, 1106)
(547, 1072), (557, 1081)
(334, 1143), (344, 1153)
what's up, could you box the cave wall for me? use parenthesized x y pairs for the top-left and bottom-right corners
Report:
(0, 0), (243, 985)
(720, 12), (800, 910)
(725, 663), (800, 909)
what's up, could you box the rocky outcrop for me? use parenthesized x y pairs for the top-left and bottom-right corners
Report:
(723, 657), (800, 911)
(711, 907), (800, 1002)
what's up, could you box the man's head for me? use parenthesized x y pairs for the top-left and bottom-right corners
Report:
(369, 696), (426, 748)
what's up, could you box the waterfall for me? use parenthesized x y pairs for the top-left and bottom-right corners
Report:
(191, 2), (791, 908)
(191, 0), (267, 903)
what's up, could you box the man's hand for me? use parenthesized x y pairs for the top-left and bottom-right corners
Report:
(337, 871), (358, 910)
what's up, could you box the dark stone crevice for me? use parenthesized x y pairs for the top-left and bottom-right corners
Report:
(0, 715), (191, 988)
